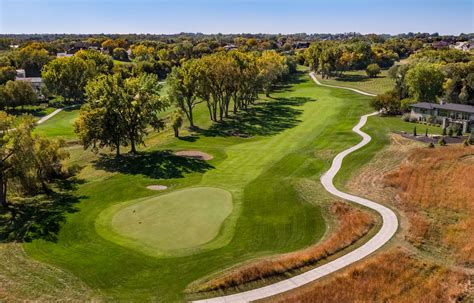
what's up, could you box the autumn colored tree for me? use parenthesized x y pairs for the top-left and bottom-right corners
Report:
(42, 56), (96, 102)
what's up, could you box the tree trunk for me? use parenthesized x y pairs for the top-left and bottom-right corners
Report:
(0, 173), (8, 209)
(173, 127), (179, 137)
(130, 140), (137, 154)
(187, 104), (194, 128)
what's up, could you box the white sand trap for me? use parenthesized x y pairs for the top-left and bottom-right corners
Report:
(175, 150), (213, 161)
(146, 185), (168, 191)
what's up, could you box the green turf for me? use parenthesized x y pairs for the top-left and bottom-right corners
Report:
(317, 69), (395, 95)
(97, 187), (233, 256)
(22, 69), (416, 301)
(34, 108), (79, 140)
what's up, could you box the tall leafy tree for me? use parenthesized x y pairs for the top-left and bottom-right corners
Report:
(75, 73), (168, 155)
(14, 45), (52, 77)
(75, 49), (114, 74)
(257, 50), (288, 97)
(406, 63), (445, 102)
(0, 114), (68, 208)
(167, 59), (204, 127)
(3, 80), (37, 109)
(42, 56), (96, 102)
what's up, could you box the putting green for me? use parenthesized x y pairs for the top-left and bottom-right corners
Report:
(99, 187), (233, 255)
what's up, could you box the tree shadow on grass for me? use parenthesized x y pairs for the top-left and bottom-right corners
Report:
(93, 150), (213, 179)
(200, 96), (315, 138)
(0, 178), (85, 243)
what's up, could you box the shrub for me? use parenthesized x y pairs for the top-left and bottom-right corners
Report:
(448, 127), (454, 137)
(401, 113), (411, 122)
(463, 139), (469, 147)
(442, 127), (447, 136)
(370, 89), (400, 114)
(409, 115), (418, 123)
(456, 126), (463, 137)
(439, 138), (447, 146)
(366, 63), (381, 78)
(428, 142), (435, 148)
(469, 131), (474, 144)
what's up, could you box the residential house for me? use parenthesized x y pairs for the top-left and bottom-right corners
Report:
(410, 102), (474, 133)
(223, 44), (238, 51)
(15, 69), (43, 96)
(57, 52), (73, 58)
(294, 41), (310, 49)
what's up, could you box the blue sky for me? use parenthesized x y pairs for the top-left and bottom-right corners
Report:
(1, 0), (473, 34)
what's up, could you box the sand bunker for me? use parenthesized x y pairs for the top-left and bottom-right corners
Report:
(175, 150), (213, 161)
(147, 185), (168, 191)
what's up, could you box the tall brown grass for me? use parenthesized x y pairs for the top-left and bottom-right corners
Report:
(190, 202), (375, 293)
(385, 146), (474, 264)
(267, 249), (469, 303)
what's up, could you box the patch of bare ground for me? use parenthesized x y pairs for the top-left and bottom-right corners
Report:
(187, 201), (375, 294)
(146, 185), (168, 191)
(0, 244), (96, 301)
(175, 150), (213, 161)
(273, 135), (473, 302)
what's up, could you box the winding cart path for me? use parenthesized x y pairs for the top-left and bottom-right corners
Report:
(193, 73), (397, 303)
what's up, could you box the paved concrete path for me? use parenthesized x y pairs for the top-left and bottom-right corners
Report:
(309, 72), (377, 97)
(192, 73), (397, 303)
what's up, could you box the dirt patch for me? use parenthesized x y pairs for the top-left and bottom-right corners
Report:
(146, 185), (168, 191)
(175, 150), (213, 161)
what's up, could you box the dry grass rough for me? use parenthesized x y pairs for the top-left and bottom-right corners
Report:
(190, 201), (375, 293)
(266, 249), (469, 303)
(385, 145), (474, 264)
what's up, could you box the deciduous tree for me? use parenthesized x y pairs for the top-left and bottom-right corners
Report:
(406, 63), (444, 102)
(42, 56), (96, 102)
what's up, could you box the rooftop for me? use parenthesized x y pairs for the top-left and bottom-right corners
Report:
(411, 102), (474, 114)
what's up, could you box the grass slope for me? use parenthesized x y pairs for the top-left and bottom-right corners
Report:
(34, 108), (79, 140)
(20, 70), (421, 301)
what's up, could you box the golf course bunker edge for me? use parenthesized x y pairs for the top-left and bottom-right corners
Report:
(107, 187), (233, 254)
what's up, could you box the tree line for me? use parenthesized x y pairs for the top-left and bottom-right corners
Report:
(167, 50), (290, 127)
(74, 50), (290, 155)
(301, 39), (411, 78)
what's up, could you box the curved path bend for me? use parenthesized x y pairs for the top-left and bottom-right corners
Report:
(193, 73), (398, 303)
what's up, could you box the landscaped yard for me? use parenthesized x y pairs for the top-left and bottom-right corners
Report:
(316, 69), (395, 95)
(3, 70), (434, 301)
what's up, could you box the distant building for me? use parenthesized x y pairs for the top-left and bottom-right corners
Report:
(57, 52), (73, 58)
(410, 102), (474, 133)
(15, 69), (26, 78)
(15, 69), (43, 95)
(451, 41), (474, 52)
(223, 44), (238, 51)
(294, 41), (310, 49)
(431, 41), (450, 49)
